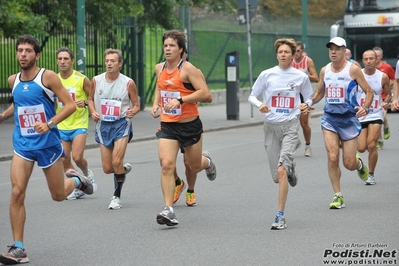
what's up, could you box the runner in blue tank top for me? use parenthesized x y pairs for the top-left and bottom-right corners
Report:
(0, 35), (93, 265)
(307, 37), (374, 210)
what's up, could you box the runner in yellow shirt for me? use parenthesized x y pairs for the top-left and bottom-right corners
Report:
(56, 47), (97, 199)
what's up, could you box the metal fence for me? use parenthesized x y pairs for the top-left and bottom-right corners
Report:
(0, 8), (333, 106)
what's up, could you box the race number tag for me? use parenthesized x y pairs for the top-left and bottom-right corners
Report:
(17, 104), (46, 136)
(58, 87), (76, 108)
(270, 89), (295, 114)
(100, 99), (122, 121)
(160, 90), (182, 115)
(326, 86), (345, 104)
(360, 94), (379, 110)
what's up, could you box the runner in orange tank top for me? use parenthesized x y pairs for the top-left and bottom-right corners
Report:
(151, 30), (217, 226)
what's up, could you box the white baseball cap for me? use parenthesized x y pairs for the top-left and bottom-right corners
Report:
(326, 37), (346, 48)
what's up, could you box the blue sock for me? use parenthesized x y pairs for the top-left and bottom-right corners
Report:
(73, 177), (81, 188)
(277, 211), (284, 217)
(14, 241), (24, 249)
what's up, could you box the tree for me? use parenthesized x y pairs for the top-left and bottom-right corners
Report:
(0, 0), (235, 38)
(261, 0), (345, 20)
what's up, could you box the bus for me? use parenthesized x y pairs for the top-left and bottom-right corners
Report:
(330, 0), (399, 68)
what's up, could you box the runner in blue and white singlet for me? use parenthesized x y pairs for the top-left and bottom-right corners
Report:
(12, 68), (61, 151)
(310, 37), (374, 210)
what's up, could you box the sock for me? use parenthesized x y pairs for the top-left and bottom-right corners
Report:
(73, 177), (81, 188)
(14, 241), (24, 249)
(168, 206), (174, 213)
(277, 210), (284, 217)
(187, 189), (194, 193)
(369, 172), (374, 177)
(336, 192), (343, 197)
(113, 173), (126, 198)
(305, 143), (310, 146)
(175, 178), (181, 186)
(205, 158), (211, 169)
(357, 159), (363, 170)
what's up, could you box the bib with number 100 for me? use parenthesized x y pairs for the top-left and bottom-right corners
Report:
(270, 89), (295, 114)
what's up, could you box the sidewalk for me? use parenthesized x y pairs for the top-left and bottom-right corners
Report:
(0, 101), (324, 161)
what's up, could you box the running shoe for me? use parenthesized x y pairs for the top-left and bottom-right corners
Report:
(0, 245), (29, 265)
(356, 153), (369, 181)
(287, 166), (298, 187)
(173, 179), (186, 204)
(271, 215), (287, 230)
(202, 151), (217, 181)
(108, 196), (122, 210)
(156, 206), (178, 226)
(377, 139), (384, 149)
(124, 163), (132, 174)
(186, 192), (197, 207)
(329, 193), (345, 209)
(383, 126), (390, 140)
(304, 146), (312, 157)
(65, 169), (94, 195)
(66, 189), (86, 200)
(87, 169), (97, 192)
(365, 175), (376, 185)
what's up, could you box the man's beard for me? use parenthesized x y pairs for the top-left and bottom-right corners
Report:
(19, 59), (35, 70)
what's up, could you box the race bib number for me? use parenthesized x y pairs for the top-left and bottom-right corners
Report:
(326, 86), (345, 104)
(270, 89), (295, 114)
(17, 104), (46, 136)
(58, 87), (76, 108)
(360, 94), (379, 110)
(100, 99), (122, 121)
(160, 90), (182, 115)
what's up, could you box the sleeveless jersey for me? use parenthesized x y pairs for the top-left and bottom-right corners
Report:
(157, 60), (200, 122)
(291, 56), (309, 75)
(357, 69), (384, 121)
(12, 68), (61, 150)
(56, 70), (89, 130)
(93, 72), (132, 122)
(323, 62), (359, 115)
(250, 66), (313, 123)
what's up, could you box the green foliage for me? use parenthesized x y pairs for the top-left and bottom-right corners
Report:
(0, 0), (235, 38)
(0, 0), (47, 37)
(261, 0), (345, 20)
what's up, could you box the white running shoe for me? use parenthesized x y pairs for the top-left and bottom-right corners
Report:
(124, 163), (132, 174)
(108, 196), (122, 210)
(87, 169), (97, 192)
(66, 189), (86, 200)
(365, 175), (376, 185)
(305, 146), (312, 157)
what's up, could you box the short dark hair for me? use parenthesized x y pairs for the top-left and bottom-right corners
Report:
(162, 30), (187, 58)
(104, 48), (123, 62)
(296, 41), (305, 50)
(16, 35), (41, 54)
(56, 47), (74, 60)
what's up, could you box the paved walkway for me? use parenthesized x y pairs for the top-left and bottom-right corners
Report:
(0, 101), (324, 161)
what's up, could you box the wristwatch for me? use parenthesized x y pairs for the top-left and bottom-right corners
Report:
(47, 120), (56, 129)
(84, 100), (88, 106)
(363, 107), (370, 114)
(177, 96), (183, 105)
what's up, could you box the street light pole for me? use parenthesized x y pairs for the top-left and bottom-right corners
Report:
(77, 0), (86, 74)
(245, 0), (254, 118)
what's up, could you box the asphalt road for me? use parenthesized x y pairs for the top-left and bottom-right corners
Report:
(0, 114), (398, 266)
